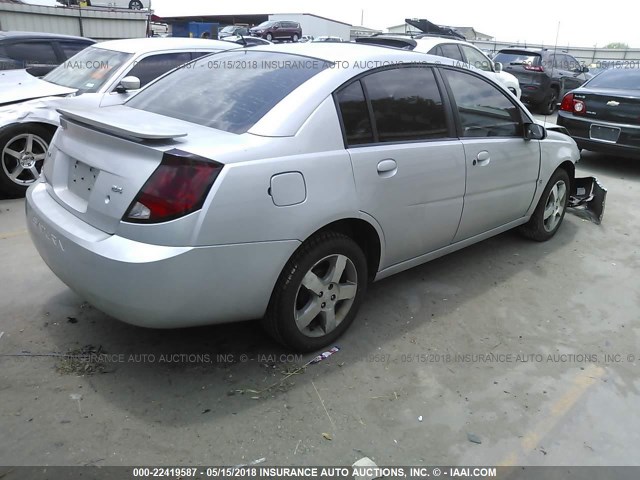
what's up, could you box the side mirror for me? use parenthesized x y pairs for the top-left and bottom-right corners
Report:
(493, 61), (503, 73)
(116, 76), (141, 93)
(581, 65), (590, 73)
(524, 123), (547, 141)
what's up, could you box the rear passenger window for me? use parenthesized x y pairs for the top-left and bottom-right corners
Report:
(362, 67), (448, 143)
(5, 41), (57, 66)
(443, 69), (523, 138)
(336, 80), (374, 146)
(439, 44), (464, 62)
(59, 42), (90, 59)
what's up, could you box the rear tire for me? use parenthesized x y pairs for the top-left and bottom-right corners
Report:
(292, 34), (299, 42)
(538, 87), (559, 115)
(263, 231), (368, 352)
(519, 169), (570, 242)
(0, 125), (52, 198)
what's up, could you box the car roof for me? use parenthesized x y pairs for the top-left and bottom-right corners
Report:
(356, 34), (477, 54)
(94, 37), (235, 54)
(245, 41), (457, 65)
(0, 31), (95, 42)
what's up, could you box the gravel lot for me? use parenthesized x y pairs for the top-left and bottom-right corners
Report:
(1, 136), (639, 468)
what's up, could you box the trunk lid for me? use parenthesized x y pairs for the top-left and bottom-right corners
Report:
(573, 88), (640, 124)
(44, 106), (246, 234)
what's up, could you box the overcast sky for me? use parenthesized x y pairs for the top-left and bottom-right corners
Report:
(151, 0), (640, 48)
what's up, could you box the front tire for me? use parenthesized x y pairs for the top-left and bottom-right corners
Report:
(266, 33), (273, 42)
(263, 231), (368, 352)
(519, 169), (570, 241)
(0, 125), (51, 198)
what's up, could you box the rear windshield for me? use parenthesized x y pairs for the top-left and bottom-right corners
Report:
(494, 51), (541, 66)
(127, 51), (327, 134)
(586, 68), (640, 90)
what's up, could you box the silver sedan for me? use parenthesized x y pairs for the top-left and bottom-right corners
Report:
(27, 43), (586, 351)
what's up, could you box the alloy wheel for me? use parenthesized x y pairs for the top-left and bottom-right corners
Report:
(543, 180), (567, 232)
(1, 133), (48, 186)
(294, 254), (358, 338)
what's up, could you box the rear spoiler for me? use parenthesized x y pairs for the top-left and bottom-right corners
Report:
(57, 107), (188, 141)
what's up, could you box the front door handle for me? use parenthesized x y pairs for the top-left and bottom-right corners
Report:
(473, 151), (491, 167)
(377, 159), (398, 177)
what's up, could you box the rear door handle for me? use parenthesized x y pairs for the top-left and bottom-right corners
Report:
(377, 159), (398, 177)
(473, 151), (491, 166)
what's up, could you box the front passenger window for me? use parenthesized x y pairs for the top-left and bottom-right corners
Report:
(443, 69), (523, 138)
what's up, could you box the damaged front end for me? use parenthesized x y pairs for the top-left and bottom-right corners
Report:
(568, 176), (607, 224)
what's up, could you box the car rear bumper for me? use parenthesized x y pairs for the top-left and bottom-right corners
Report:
(557, 112), (640, 157)
(26, 181), (299, 328)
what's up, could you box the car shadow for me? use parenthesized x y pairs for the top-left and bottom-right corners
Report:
(39, 219), (578, 427)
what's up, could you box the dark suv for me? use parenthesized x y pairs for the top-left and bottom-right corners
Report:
(493, 48), (590, 114)
(0, 31), (94, 77)
(249, 21), (302, 42)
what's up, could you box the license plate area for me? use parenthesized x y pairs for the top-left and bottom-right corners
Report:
(589, 124), (621, 143)
(68, 159), (98, 201)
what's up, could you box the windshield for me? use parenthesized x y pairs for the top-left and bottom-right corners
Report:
(494, 52), (541, 66)
(220, 26), (236, 33)
(586, 68), (640, 90)
(254, 21), (275, 28)
(43, 46), (132, 93)
(127, 51), (327, 134)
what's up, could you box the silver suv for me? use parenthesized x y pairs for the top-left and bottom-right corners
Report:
(27, 43), (588, 351)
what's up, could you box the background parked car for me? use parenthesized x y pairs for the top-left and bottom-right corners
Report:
(219, 25), (249, 39)
(356, 34), (521, 99)
(0, 31), (94, 77)
(312, 36), (343, 43)
(60, 0), (149, 9)
(493, 48), (590, 115)
(0, 38), (238, 197)
(249, 21), (302, 42)
(26, 43), (587, 351)
(557, 68), (640, 158)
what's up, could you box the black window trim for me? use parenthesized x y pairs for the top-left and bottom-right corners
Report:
(333, 64), (459, 149)
(437, 65), (531, 140)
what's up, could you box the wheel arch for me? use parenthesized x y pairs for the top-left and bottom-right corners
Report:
(302, 216), (384, 282)
(557, 160), (575, 194)
(0, 121), (58, 140)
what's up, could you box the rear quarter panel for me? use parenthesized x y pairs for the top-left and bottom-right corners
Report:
(192, 96), (363, 246)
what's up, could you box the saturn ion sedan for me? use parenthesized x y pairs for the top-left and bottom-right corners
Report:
(28, 43), (584, 351)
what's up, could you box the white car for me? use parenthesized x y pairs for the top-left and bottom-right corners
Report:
(356, 34), (522, 99)
(76, 0), (149, 9)
(0, 37), (238, 196)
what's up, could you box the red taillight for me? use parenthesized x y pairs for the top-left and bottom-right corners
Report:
(524, 64), (544, 72)
(560, 93), (574, 112)
(124, 149), (223, 224)
(560, 93), (587, 116)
